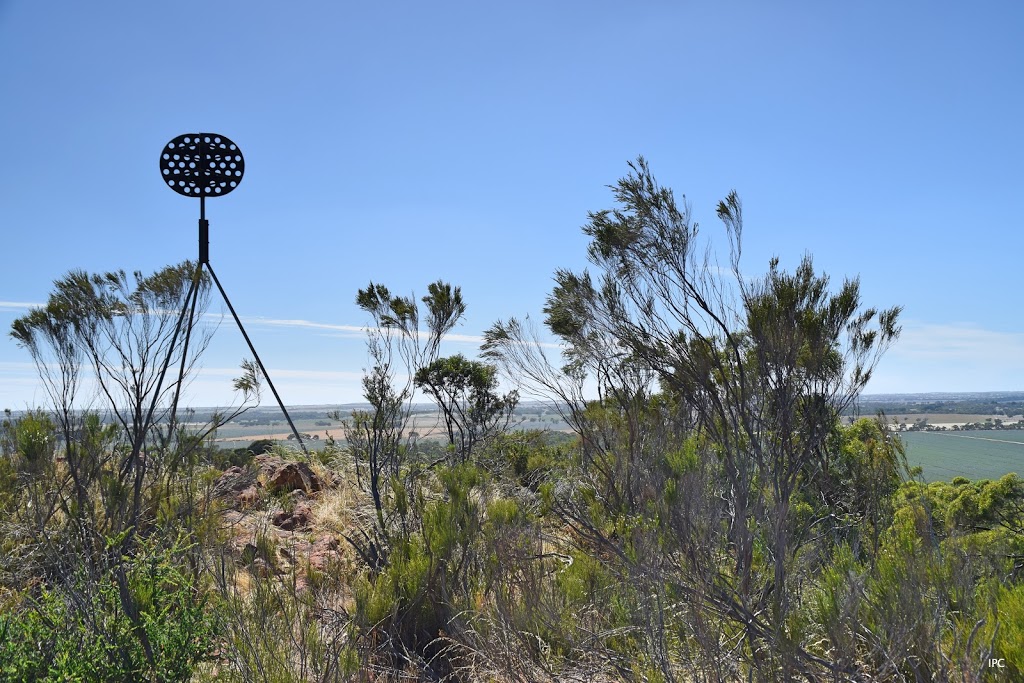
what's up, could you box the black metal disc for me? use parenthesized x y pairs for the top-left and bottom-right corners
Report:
(160, 133), (244, 197)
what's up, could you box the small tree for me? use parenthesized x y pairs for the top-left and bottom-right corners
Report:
(340, 280), (466, 537)
(414, 354), (518, 464)
(484, 157), (902, 680)
(8, 261), (258, 677)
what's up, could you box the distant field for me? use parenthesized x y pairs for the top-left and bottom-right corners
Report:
(209, 412), (1022, 484)
(211, 410), (571, 450)
(900, 430), (1024, 482)
(882, 413), (1020, 425)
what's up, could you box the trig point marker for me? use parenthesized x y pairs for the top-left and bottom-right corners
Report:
(158, 133), (309, 455)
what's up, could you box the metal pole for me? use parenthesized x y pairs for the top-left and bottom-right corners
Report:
(206, 261), (311, 457)
(167, 261), (204, 442)
(124, 265), (203, 478)
(199, 195), (209, 264)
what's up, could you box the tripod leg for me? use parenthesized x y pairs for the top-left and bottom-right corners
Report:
(167, 262), (205, 443)
(128, 261), (203, 477)
(206, 262), (311, 458)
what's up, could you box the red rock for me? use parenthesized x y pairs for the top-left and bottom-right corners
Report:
(214, 465), (256, 499)
(266, 462), (323, 495)
(237, 486), (259, 508)
(308, 534), (342, 570)
(272, 510), (292, 526)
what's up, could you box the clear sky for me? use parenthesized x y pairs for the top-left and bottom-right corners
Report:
(1, 1), (1023, 410)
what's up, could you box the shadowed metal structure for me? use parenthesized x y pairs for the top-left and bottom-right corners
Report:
(156, 133), (310, 456)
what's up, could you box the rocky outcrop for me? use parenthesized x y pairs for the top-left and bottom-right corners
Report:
(267, 462), (323, 495)
(271, 501), (313, 531)
(216, 456), (335, 511)
(214, 466), (258, 499)
(253, 455), (327, 495)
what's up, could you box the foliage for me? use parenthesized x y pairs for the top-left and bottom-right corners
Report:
(0, 536), (214, 682)
(339, 280), (465, 534)
(413, 354), (518, 464)
(484, 158), (903, 678)
(6, 168), (1024, 682)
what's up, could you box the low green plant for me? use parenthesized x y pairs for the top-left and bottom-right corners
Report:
(994, 582), (1024, 675)
(0, 536), (214, 682)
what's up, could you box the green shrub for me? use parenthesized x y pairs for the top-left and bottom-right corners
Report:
(0, 409), (56, 472)
(0, 538), (215, 682)
(995, 582), (1024, 675)
(0, 452), (16, 518)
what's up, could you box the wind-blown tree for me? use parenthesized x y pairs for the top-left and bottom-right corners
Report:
(413, 354), (518, 464)
(484, 157), (901, 680)
(7, 261), (258, 678)
(11, 264), (213, 542)
(341, 280), (466, 538)
(341, 281), (502, 673)
(9, 262), (262, 541)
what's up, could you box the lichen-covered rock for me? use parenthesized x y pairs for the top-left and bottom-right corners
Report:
(266, 462), (323, 495)
(270, 501), (314, 531)
(214, 465), (258, 503)
(237, 485), (260, 508)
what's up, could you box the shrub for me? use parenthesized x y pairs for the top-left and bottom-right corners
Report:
(0, 537), (215, 682)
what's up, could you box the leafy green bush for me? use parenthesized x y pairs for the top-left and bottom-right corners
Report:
(0, 452), (16, 518)
(0, 538), (214, 682)
(994, 582), (1024, 675)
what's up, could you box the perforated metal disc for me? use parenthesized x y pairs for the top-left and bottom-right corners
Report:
(160, 133), (244, 197)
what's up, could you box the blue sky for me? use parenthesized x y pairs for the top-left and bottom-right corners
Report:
(2, 1), (1023, 409)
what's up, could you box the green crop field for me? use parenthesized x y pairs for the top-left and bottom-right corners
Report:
(900, 430), (1024, 482)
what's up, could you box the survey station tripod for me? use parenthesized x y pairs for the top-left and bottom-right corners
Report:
(156, 133), (309, 456)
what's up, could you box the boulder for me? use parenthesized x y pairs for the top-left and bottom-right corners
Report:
(266, 462), (323, 495)
(254, 454), (285, 477)
(237, 486), (260, 508)
(213, 465), (258, 501)
(292, 502), (312, 527)
(270, 501), (314, 531)
(308, 534), (342, 572)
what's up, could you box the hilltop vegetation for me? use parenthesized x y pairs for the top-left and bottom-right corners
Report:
(3, 160), (1024, 682)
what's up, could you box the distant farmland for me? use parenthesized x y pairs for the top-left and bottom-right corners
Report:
(211, 407), (571, 450)
(209, 409), (1023, 483)
(900, 430), (1024, 482)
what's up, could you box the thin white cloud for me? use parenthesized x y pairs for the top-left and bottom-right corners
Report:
(888, 322), (1024, 366)
(196, 366), (364, 382)
(233, 315), (561, 348)
(868, 321), (1024, 393)
(0, 361), (40, 373)
(235, 317), (365, 334)
(4, 301), (561, 349)
(0, 301), (43, 312)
